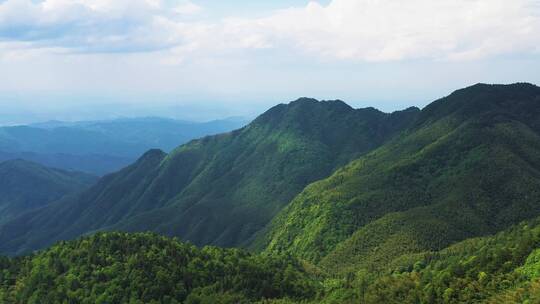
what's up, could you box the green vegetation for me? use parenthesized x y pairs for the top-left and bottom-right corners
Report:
(315, 217), (540, 303)
(0, 98), (419, 255)
(2, 83), (540, 302)
(0, 232), (318, 303)
(262, 83), (540, 268)
(3, 218), (540, 303)
(0, 159), (96, 225)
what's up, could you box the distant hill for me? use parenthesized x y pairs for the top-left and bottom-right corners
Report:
(0, 98), (419, 255)
(0, 151), (133, 177)
(0, 159), (96, 225)
(0, 117), (247, 175)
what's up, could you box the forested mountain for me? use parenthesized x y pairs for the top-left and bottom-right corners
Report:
(261, 83), (540, 269)
(0, 159), (96, 225)
(1, 83), (540, 303)
(0, 117), (246, 175)
(0, 98), (420, 255)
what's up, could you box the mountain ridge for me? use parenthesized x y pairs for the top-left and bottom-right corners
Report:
(0, 98), (420, 255)
(261, 82), (540, 266)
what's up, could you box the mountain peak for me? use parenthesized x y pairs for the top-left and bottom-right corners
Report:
(289, 97), (320, 104)
(137, 149), (167, 163)
(289, 97), (352, 110)
(415, 82), (540, 127)
(252, 97), (354, 127)
(450, 82), (539, 97)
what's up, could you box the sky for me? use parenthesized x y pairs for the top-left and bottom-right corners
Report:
(0, 0), (539, 124)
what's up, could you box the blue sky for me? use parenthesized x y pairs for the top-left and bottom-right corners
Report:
(0, 0), (539, 124)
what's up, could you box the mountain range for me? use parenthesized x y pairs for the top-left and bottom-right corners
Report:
(262, 83), (540, 268)
(0, 117), (246, 175)
(0, 98), (420, 254)
(1, 83), (540, 303)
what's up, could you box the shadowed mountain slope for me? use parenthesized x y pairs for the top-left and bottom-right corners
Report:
(0, 159), (96, 225)
(0, 98), (419, 255)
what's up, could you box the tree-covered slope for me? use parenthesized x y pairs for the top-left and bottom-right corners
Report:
(0, 99), (419, 255)
(262, 83), (540, 267)
(0, 159), (96, 225)
(3, 219), (540, 304)
(324, 216), (540, 304)
(0, 232), (319, 303)
(0, 149), (168, 255)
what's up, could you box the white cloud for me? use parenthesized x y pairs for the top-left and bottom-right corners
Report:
(252, 0), (540, 61)
(0, 0), (201, 52)
(173, 1), (202, 15)
(0, 0), (538, 62)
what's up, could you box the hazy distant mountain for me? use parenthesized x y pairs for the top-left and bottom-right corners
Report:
(0, 159), (96, 225)
(0, 117), (247, 175)
(0, 151), (133, 176)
